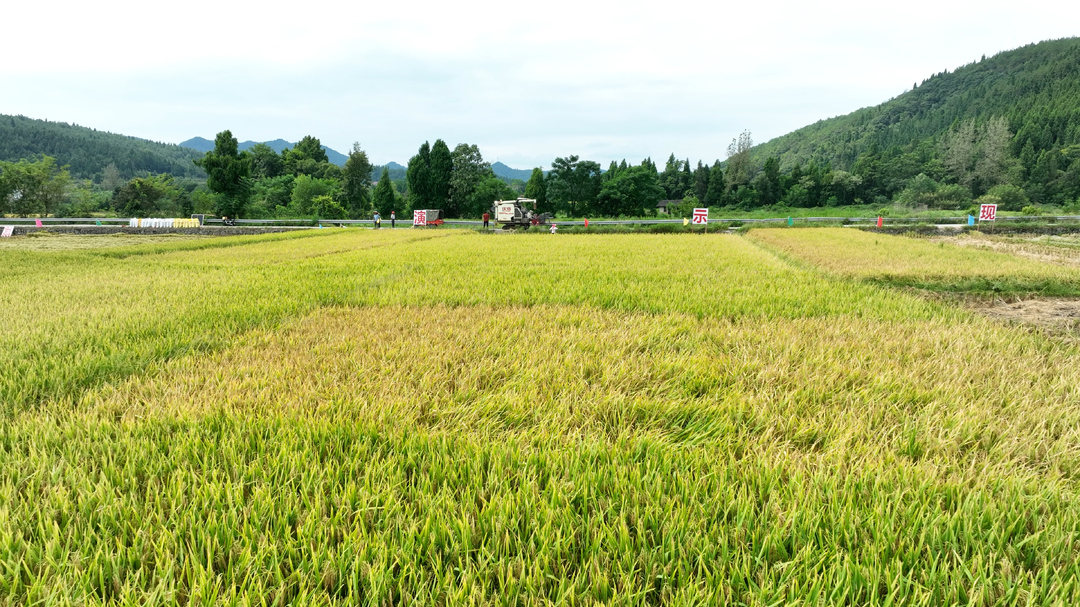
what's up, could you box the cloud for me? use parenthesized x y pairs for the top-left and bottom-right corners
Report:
(2, 0), (1079, 169)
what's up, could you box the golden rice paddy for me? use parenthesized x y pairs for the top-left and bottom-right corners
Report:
(1, 228), (1078, 605)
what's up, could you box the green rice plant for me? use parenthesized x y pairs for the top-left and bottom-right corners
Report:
(0, 230), (943, 417)
(1, 228), (1079, 604)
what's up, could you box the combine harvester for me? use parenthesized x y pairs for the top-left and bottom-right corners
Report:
(492, 198), (553, 230)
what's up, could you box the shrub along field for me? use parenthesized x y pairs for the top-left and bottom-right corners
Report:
(1, 228), (1078, 605)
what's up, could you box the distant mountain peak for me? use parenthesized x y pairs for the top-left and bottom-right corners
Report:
(490, 161), (533, 181)
(181, 136), (213, 148)
(179, 137), (348, 166)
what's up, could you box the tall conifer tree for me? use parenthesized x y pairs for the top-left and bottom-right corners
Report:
(373, 167), (399, 215)
(342, 142), (373, 218)
(680, 159), (693, 197)
(705, 161), (725, 206)
(429, 139), (453, 210)
(406, 142), (432, 210)
(694, 160), (710, 201)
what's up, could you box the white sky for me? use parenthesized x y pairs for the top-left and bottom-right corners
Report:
(1, 0), (1078, 169)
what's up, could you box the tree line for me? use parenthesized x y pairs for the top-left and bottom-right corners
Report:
(400, 116), (1077, 218)
(0, 132), (382, 220)
(185, 134), (532, 220)
(3, 120), (1079, 220)
(717, 118), (1079, 213)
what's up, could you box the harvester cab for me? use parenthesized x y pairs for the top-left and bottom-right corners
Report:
(492, 198), (551, 230)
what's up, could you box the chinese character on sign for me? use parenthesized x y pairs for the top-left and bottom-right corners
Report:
(979, 204), (997, 221)
(1, 226), (13, 238)
(692, 208), (708, 225)
(413, 210), (426, 226)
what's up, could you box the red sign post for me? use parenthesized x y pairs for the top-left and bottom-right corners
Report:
(979, 204), (997, 222)
(413, 210), (427, 227)
(692, 208), (708, 234)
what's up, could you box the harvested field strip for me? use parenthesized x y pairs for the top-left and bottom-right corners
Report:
(968, 297), (1080, 332)
(933, 233), (1080, 267)
(749, 228), (1080, 296)
(0, 232), (209, 251)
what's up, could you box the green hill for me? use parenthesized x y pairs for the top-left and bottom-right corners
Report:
(756, 38), (1080, 171)
(491, 161), (534, 181)
(736, 37), (1080, 207)
(0, 114), (205, 180)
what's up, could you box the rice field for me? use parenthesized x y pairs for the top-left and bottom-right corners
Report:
(749, 228), (1080, 296)
(933, 233), (1080, 268)
(2, 228), (1079, 605)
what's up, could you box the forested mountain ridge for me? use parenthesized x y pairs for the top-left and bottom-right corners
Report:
(0, 114), (205, 180)
(491, 162), (534, 181)
(754, 37), (1080, 171)
(180, 137), (349, 166)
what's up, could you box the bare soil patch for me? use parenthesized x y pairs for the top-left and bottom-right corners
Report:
(966, 296), (1080, 331)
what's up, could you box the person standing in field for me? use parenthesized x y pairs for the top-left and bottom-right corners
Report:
(390, 211), (396, 228)
(373, 211), (381, 229)
(549, 223), (557, 234)
(482, 211), (490, 230)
